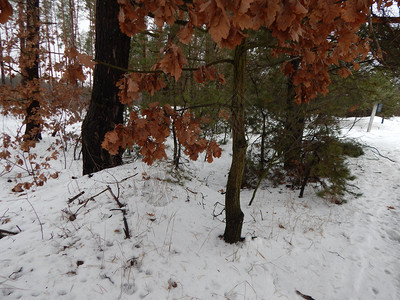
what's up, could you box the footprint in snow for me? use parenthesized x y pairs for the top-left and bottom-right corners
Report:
(386, 229), (400, 243)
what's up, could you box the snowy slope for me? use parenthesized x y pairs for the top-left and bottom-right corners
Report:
(0, 116), (399, 300)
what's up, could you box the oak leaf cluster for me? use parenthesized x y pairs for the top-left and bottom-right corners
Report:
(102, 103), (222, 165)
(118, 0), (374, 103)
(110, 0), (379, 166)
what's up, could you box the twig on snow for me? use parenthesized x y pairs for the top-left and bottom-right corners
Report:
(67, 191), (85, 203)
(296, 290), (316, 300)
(0, 208), (9, 223)
(107, 185), (130, 239)
(91, 187), (109, 199)
(119, 173), (138, 183)
(185, 187), (198, 194)
(0, 229), (19, 239)
(366, 145), (396, 163)
(8, 267), (23, 279)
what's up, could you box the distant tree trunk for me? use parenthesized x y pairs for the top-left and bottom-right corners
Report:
(43, 1), (54, 82)
(172, 122), (181, 169)
(23, 0), (42, 141)
(224, 41), (246, 244)
(283, 59), (305, 171)
(4, 24), (12, 85)
(68, 0), (76, 48)
(259, 110), (267, 171)
(0, 32), (5, 85)
(60, 0), (69, 47)
(81, 0), (130, 175)
(17, 0), (25, 57)
(86, 0), (95, 87)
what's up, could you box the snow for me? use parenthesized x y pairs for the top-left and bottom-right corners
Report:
(0, 115), (399, 300)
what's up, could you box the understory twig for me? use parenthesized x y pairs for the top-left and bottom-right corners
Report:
(212, 202), (225, 222)
(248, 153), (280, 206)
(25, 194), (43, 240)
(343, 117), (361, 136)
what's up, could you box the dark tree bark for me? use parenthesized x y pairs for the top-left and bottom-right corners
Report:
(0, 32), (5, 85)
(81, 0), (130, 175)
(223, 41), (247, 244)
(283, 59), (305, 172)
(259, 110), (267, 171)
(172, 121), (181, 169)
(23, 0), (42, 141)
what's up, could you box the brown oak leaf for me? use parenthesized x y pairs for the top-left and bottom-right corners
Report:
(0, 0), (12, 24)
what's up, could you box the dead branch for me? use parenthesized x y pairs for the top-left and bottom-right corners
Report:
(366, 146), (396, 162)
(119, 173), (139, 183)
(90, 187), (109, 199)
(0, 229), (19, 239)
(186, 187), (198, 194)
(296, 290), (316, 300)
(67, 191), (85, 203)
(106, 185), (124, 208)
(66, 188), (108, 220)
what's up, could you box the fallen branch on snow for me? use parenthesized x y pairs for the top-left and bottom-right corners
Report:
(365, 145), (396, 163)
(296, 290), (316, 300)
(107, 185), (130, 239)
(0, 229), (19, 239)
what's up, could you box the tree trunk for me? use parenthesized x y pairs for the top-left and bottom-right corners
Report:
(283, 59), (305, 171)
(23, 0), (42, 141)
(223, 41), (247, 244)
(81, 0), (130, 175)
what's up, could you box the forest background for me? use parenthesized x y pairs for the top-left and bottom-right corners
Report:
(0, 0), (399, 244)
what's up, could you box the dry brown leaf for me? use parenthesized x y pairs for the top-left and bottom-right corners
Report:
(178, 23), (194, 44)
(77, 52), (96, 69)
(12, 183), (24, 193)
(193, 68), (205, 84)
(0, 0), (13, 24)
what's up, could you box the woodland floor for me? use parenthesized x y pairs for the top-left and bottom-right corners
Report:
(0, 116), (399, 300)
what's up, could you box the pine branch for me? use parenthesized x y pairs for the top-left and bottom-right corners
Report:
(175, 102), (229, 112)
(93, 59), (162, 74)
(93, 58), (233, 74)
(371, 16), (400, 24)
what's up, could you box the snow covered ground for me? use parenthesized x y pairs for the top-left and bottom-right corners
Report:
(0, 116), (399, 300)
